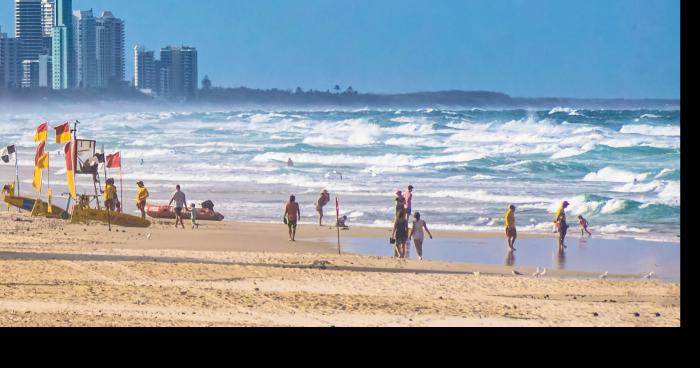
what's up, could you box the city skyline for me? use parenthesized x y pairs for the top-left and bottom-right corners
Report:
(1, 0), (681, 98)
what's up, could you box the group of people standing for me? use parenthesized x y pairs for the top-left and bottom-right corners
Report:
(102, 180), (201, 229)
(391, 185), (433, 260)
(504, 200), (592, 252)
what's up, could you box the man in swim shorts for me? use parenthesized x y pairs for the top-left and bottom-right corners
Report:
(505, 205), (517, 252)
(168, 185), (187, 229)
(284, 195), (301, 242)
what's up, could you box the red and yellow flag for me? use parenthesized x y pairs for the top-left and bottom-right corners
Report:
(54, 122), (71, 144)
(34, 122), (48, 142)
(64, 142), (76, 199)
(36, 152), (49, 169)
(35, 141), (45, 165)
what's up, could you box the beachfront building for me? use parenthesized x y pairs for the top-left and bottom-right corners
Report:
(41, 0), (54, 55)
(72, 9), (96, 88)
(160, 45), (198, 100)
(21, 59), (39, 87)
(15, 0), (43, 62)
(51, 0), (74, 90)
(95, 11), (125, 88)
(134, 45), (156, 92)
(42, 0), (54, 36)
(0, 28), (22, 88)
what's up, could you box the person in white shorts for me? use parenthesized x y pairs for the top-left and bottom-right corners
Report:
(409, 212), (433, 260)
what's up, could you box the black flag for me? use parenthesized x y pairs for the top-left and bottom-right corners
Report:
(1, 145), (16, 163)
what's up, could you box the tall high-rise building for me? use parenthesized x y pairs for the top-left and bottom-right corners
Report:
(41, 0), (54, 55)
(41, 0), (55, 36)
(1, 28), (22, 88)
(160, 46), (198, 99)
(73, 9), (96, 88)
(134, 45), (156, 91)
(15, 0), (44, 61)
(96, 11), (124, 88)
(52, 0), (74, 89)
(38, 53), (51, 87)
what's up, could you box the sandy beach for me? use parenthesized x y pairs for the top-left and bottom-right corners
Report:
(0, 209), (680, 327)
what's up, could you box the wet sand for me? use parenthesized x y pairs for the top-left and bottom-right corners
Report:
(0, 209), (680, 327)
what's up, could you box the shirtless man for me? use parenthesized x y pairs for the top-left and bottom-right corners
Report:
(284, 195), (301, 242)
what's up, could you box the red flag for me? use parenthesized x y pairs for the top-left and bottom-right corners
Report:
(106, 152), (121, 168)
(35, 141), (46, 165)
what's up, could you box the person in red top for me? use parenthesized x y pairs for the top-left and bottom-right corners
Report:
(284, 195), (301, 242)
(578, 215), (592, 237)
(403, 185), (414, 220)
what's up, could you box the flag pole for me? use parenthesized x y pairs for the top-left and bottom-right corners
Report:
(14, 147), (20, 197)
(336, 196), (341, 255)
(102, 144), (111, 232)
(119, 163), (123, 214)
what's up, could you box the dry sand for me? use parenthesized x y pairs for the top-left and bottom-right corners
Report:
(0, 209), (680, 327)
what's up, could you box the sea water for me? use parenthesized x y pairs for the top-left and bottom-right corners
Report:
(0, 108), (680, 242)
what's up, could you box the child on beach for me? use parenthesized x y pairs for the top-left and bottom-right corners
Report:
(190, 203), (199, 229)
(578, 215), (592, 237)
(409, 212), (433, 261)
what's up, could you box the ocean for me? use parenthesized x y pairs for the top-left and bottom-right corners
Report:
(0, 107), (680, 242)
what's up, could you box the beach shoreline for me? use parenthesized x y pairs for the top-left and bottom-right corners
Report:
(0, 210), (680, 326)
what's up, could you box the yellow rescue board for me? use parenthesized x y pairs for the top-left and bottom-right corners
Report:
(2, 195), (70, 220)
(71, 206), (151, 228)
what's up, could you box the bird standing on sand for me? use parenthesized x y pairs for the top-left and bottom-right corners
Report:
(512, 270), (523, 276)
(532, 267), (541, 277)
(473, 271), (481, 277)
(599, 271), (608, 280)
(643, 272), (655, 280)
(540, 268), (547, 277)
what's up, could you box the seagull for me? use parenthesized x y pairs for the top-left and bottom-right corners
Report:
(532, 267), (541, 277)
(146, 233), (152, 240)
(512, 270), (523, 276)
(643, 272), (655, 280)
(540, 268), (547, 277)
(473, 271), (481, 277)
(599, 271), (608, 280)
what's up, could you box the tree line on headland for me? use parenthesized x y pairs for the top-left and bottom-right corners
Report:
(0, 81), (679, 110)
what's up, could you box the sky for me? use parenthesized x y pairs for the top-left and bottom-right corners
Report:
(0, 0), (680, 98)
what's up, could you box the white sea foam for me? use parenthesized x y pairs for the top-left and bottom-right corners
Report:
(613, 181), (662, 193)
(583, 167), (649, 183)
(619, 124), (680, 136)
(657, 181), (680, 205)
(548, 107), (580, 115)
(600, 199), (629, 214)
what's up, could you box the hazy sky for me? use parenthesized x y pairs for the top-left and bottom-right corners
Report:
(1, 0), (680, 98)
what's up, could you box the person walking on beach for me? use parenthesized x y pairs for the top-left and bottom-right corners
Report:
(168, 185), (187, 229)
(394, 190), (405, 218)
(190, 203), (199, 229)
(403, 185), (414, 220)
(505, 205), (517, 252)
(392, 208), (409, 259)
(578, 215), (592, 237)
(555, 201), (570, 249)
(135, 181), (149, 219)
(409, 212), (433, 261)
(315, 189), (331, 226)
(284, 195), (301, 242)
